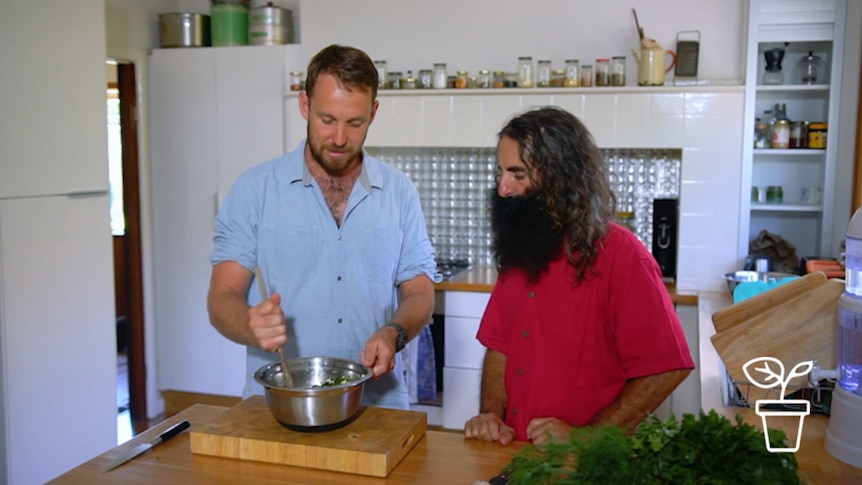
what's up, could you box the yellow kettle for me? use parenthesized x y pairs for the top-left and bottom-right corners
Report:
(633, 38), (677, 86)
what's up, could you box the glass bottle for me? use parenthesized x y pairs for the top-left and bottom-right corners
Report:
(797, 51), (826, 85)
(564, 59), (580, 87)
(418, 69), (433, 89)
(373, 60), (387, 89)
(595, 58), (610, 86)
(536, 60), (552, 87)
(517, 56), (534, 88)
(550, 69), (565, 87)
(611, 56), (626, 86)
(387, 71), (402, 90)
(432, 63), (448, 89)
(581, 64), (594, 87)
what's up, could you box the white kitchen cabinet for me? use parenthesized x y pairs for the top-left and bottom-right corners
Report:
(740, 0), (847, 260)
(149, 45), (298, 398)
(440, 290), (491, 430)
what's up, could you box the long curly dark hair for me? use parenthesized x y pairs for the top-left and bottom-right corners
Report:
(497, 106), (616, 281)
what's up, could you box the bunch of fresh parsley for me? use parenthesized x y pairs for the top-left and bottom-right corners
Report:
(501, 410), (804, 484)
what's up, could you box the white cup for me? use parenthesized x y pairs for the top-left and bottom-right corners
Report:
(801, 187), (821, 204)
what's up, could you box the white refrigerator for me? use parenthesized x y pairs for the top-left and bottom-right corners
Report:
(0, 2), (118, 484)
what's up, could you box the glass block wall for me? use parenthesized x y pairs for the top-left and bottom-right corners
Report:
(367, 147), (681, 266)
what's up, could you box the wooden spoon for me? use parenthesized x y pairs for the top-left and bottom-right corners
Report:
(254, 266), (293, 387)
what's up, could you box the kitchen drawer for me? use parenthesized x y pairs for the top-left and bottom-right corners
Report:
(442, 367), (482, 430)
(444, 291), (491, 319)
(444, 316), (485, 369)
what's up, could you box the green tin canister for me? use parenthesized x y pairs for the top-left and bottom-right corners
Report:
(211, 0), (249, 46)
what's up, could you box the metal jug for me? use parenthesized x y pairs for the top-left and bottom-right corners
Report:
(633, 38), (677, 86)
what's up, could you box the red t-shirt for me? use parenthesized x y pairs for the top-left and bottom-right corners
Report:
(477, 223), (695, 442)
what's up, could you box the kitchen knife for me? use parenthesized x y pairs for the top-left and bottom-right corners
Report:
(103, 420), (190, 472)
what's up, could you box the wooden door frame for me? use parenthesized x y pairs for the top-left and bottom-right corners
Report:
(116, 62), (148, 427)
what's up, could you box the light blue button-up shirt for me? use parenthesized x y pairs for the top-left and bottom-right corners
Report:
(211, 140), (439, 408)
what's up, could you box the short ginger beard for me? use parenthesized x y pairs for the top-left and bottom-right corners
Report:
(490, 190), (565, 283)
(306, 127), (364, 176)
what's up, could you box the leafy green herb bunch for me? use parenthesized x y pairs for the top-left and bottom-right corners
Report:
(501, 410), (804, 484)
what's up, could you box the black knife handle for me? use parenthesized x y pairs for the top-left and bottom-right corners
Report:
(159, 420), (190, 443)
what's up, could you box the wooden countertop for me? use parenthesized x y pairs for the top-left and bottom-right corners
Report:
(434, 265), (698, 305)
(51, 401), (862, 483)
(49, 404), (523, 484)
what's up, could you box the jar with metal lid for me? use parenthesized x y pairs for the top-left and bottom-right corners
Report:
(564, 59), (580, 87)
(289, 71), (303, 91)
(432, 63), (448, 89)
(580, 64), (594, 87)
(387, 71), (402, 90)
(611, 56), (626, 86)
(550, 69), (565, 87)
(536, 60), (552, 87)
(789, 121), (808, 148)
(455, 70), (469, 89)
(771, 119), (790, 148)
(754, 121), (771, 149)
(517, 56), (534, 88)
(374, 60), (388, 89)
(417, 69), (433, 89)
(595, 58), (611, 86)
(492, 70), (506, 88)
(808, 122), (828, 149)
(399, 70), (418, 89)
(477, 69), (491, 89)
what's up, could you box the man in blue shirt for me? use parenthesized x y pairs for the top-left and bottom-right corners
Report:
(207, 44), (439, 409)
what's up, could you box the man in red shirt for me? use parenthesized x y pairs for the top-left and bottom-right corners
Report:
(464, 106), (695, 445)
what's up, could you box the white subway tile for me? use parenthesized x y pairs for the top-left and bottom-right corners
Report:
(650, 93), (685, 115)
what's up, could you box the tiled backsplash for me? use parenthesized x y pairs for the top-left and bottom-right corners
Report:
(368, 146), (681, 266)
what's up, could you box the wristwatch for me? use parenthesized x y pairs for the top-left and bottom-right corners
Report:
(384, 322), (408, 352)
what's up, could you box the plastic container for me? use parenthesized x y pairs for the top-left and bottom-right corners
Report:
(211, 0), (249, 46)
(809, 123), (828, 149)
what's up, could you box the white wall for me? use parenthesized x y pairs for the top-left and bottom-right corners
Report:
(297, 0), (747, 85)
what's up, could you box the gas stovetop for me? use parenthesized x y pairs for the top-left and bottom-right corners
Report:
(436, 258), (471, 281)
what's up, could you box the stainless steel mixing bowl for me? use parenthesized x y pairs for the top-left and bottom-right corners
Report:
(253, 356), (371, 431)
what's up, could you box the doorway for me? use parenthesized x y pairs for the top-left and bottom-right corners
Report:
(106, 59), (147, 440)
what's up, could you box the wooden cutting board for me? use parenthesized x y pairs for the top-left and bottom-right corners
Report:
(711, 271), (827, 333)
(711, 278), (843, 401)
(190, 395), (427, 477)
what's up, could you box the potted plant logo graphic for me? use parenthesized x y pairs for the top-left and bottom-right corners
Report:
(742, 357), (813, 453)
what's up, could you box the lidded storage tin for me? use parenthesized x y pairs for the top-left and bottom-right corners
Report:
(249, 2), (294, 45)
(158, 13), (210, 48)
(211, 0), (250, 46)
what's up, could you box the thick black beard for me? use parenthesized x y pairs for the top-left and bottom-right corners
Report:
(490, 190), (565, 283)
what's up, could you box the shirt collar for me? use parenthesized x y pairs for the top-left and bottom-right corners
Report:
(297, 141), (383, 192)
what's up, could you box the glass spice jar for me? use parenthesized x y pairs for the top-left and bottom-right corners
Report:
(373, 60), (387, 89)
(517, 56), (534, 88)
(595, 58), (611, 86)
(771, 119), (790, 149)
(477, 69), (491, 88)
(536, 60), (552, 87)
(387, 71), (402, 90)
(455, 70), (469, 89)
(789, 121), (808, 148)
(432, 63), (448, 89)
(611, 56), (626, 86)
(289, 71), (304, 91)
(580, 64), (594, 87)
(564, 59), (580, 87)
(399, 70), (418, 89)
(491, 70), (506, 88)
(550, 69), (565, 87)
(418, 69), (433, 89)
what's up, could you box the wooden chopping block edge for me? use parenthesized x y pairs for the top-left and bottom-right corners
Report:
(190, 395), (427, 477)
(711, 271), (828, 333)
(711, 278), (843, 394)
